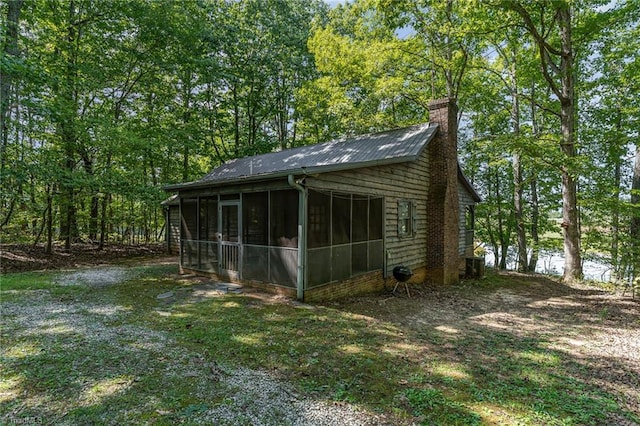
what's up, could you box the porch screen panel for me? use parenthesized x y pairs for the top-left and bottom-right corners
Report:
(306, 192), (384, 288)
(269, 247), (297, 288)
(369, 197), (383, 240)
(181, 198), (198, 268)
(243, 192), (268, 245)
(270, 190), (298, 247)
(198, 198), (218, 271)
(368, 198), (384, 271)
(352, 242), (368, 275)
(331, 244), (351, 281)
(369, 240), (383, 270)
(352, 197), (368, 242)
(308, 190), (330, 248)
(221, 204), (239, 242)
(308, 247), (331, 287)
(332, 193), (351, 245)
(243, 245), (268, 281)
(199, 198), (218, 241)
(181, 199), (198, 240)
(199, 241), (217, 271)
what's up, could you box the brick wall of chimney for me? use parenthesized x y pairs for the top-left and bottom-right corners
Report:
(426, 98), (460, 285)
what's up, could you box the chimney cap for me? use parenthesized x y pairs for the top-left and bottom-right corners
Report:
(428, 98), (456, 111)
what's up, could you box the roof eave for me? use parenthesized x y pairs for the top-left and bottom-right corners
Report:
(458, 165), (482, 202)
(163, 155), (422, 192)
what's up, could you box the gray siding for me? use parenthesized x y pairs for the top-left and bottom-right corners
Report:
(168, 206), (180, 254)
(458, 181), (476, 255)
(305, 148), (430, 276)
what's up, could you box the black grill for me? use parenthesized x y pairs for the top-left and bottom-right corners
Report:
(392, 265), (413, 282)
(392, 266), (413, 297)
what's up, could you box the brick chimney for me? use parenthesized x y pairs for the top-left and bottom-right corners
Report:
(426, 98), (460, 285)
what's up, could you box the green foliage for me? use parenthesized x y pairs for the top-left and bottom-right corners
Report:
(0, 0), (328, 246)
(299, 3), (429, 139)
(2, 0), (638, 282)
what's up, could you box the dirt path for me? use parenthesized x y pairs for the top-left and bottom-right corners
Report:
(333, 272), (640, 420)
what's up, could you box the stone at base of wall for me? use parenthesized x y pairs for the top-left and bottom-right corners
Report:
(180, 267), (297, 298)
(180, 263), (464, 302)
(425, 263), (461, 285)
(181, 267), (392, 302)
(303, 270), (388, 302)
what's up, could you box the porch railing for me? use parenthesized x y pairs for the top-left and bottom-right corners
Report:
(220, 242), (240, 272)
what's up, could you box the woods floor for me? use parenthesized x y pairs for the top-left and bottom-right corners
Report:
(1, 249), (639, 425)
(0, 243), (167, 274)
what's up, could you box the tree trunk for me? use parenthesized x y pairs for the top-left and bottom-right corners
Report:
(89, 195), (99, 241)
(98, 152), (112, 250)
(32, 205), (49, 248)
(0, 0), (24, 232)
(558, 6), (582, 282)
(60, 148), (77, 250)
(511, 75), (527, 272)
(494, 170), (508, 270)
(0, 0), (24, 168)
(484, 214), (500, 269)
(233, 84), (240, 157)
(611, 107), (622, 279)
(45, 185), (53, 254)
(528, 173), (540, 272)
(98, 193), (110, 249)
(527, 83), (540, 272)
(58, 0), (81, 250)
(81, 154), (99, 241)
(631, 143), (640, 279)
(506, 1), (582, 281)
(182, 78), (191, 181)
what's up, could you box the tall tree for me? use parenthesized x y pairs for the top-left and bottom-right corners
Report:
(378, 0), (484, 100)
(502, 1), (583, 282)
(0, 0), (25, 231)
(578, 1), (640, 280)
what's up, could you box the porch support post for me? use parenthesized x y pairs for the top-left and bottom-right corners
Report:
(288, 174), (307, 300)
(179, 195), (183, 270)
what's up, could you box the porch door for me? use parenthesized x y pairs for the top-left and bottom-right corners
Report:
(219, 201), (241, 279)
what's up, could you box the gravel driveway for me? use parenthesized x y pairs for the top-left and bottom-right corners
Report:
(1, 266), (387, 425)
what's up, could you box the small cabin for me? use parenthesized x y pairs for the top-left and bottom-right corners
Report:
(164, 98), (480, 301)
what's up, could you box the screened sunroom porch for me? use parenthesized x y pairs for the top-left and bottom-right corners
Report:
(179, 188), (384, 292)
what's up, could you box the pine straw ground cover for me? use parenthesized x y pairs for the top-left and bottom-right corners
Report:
(1, 262), (638, 425)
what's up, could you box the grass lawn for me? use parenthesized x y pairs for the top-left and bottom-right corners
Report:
(1, 263), (638, 425)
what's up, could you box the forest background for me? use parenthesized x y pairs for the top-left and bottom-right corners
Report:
(1, 0), (638, 283)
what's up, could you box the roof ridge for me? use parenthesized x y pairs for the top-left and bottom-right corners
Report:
(336, 121), (434, 143)
(223, 122), (435, 165)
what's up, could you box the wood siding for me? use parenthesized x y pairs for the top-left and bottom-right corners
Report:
(167, 206), (180, 254)
(458, 181), (476, 256)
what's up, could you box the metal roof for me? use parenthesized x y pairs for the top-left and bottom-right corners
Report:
(165, 123), (439, 191)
